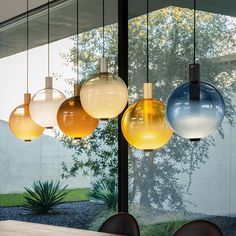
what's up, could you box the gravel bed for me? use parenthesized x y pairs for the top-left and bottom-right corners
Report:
(205, 216), (236, 236)
(0, 201), (100, 230)
(185, 213), (236, 235)
(1, 203), (236, 235)
(185, 212), (236, 235)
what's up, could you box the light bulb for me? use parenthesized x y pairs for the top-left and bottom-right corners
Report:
(9, 93), (45, 141)
(166, 81), (225, 139)
(30, 77), (66, 128)
(122, 83), (173, 151)
(80, 57), (128, 119)
(57, 84), (98, 139)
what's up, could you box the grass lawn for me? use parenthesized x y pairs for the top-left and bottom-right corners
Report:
(0, 188), (89, 207)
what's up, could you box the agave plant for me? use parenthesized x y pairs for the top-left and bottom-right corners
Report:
(22, 180), (69, 214)
(89, 178), (118, 211)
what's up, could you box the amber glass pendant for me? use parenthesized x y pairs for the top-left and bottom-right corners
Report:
(57, 84), (98, 139)
(9, 93), (45, 141)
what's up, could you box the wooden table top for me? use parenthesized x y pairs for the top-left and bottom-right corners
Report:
(0, 220), (124, 236)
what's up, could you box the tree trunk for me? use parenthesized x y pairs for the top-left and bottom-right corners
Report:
(139, 152), (155, 208)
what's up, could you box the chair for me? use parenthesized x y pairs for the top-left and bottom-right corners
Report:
(173, 220), (223, 236)
(98, 212), (140, 236)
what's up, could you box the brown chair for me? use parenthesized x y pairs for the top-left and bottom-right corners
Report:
(173, 220), (223, 236)
(98, 212), (140, 236)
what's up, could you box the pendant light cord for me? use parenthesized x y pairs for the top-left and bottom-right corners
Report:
(146, 0), (149, 83)
(193, 0), (196, 64)
(76, 0), (79, 83)
(48, 0), (50, 77)
(26, 0), (29, 93)
(102, 0), (105, 57)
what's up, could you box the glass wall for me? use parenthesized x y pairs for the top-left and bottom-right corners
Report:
(128, 2), (236, 236)
(0, 0), (118, 230)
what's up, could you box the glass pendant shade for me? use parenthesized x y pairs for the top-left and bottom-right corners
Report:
(30, 77), (66, 128)
(57, 84), (98, 139)
(122, 83), (173, 151)
(80, 57), (128, 119)
(166, 81), (225, 139)
(9, 93), (45, 141)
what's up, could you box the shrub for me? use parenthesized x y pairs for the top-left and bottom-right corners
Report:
(141, 220), (187, 236)
(22, 180), (69, 214)
(89, 208), (117, 231)
(89, 178), (118, 211)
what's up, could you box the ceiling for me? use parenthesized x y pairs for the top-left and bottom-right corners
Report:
(1, 0), (236, 24)
(0, 0), (236, 59)
(0, 0), (53, 23)
(0, 0), (117, 58)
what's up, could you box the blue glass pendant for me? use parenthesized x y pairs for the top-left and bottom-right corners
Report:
(166, 64), (225, 140)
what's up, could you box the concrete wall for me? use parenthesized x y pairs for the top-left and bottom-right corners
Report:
(0, 120), (90, 194)
(182, 96), (236, 216)
(183, 119), (235, 216)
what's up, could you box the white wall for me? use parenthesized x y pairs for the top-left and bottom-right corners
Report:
(0, 120), (90, 194)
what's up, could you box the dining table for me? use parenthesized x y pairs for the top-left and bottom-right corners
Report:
(0, 220), (124, 236)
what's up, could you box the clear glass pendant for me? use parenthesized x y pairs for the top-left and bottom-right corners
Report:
(30, 77), (66, 128)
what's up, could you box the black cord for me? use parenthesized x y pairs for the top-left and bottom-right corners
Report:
(102, 0), (105, 57)
(193, 0), (196, 64)
(26, 0), (29, 93)
(48, 0), (50, 77)
(146, 0), (149, 83)
(76, 0), (79, 83)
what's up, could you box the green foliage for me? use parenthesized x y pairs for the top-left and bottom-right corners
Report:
(88, 178), (118, 231)
(60, 119), (118, 179)
(141, 221), (187, 236)
(89, 178), (118, 211)
(89, 208), (117, 231)
(89, 203), (187, 235)
(22, 180), (69, 214)
(130, 204), (187, 236)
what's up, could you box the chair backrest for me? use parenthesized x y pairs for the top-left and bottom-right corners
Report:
(98, 212), (140, 236)
(173, 220), (223, 236)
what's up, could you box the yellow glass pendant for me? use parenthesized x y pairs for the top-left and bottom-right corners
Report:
(57, 84), (98, 139)
(9, 93), (45, 141)
(122, 83), (173, 151)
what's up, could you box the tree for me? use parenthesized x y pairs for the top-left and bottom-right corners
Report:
(59, 7), (236, 211)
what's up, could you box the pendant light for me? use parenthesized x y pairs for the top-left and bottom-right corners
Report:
(121, 0), (173, 151)
(57, 0), (98, 139)
(9, 0), (45, 141)
(29, 0), (66, 129)
(80, 0), (128, 120)
(166, 0), (225, 141)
